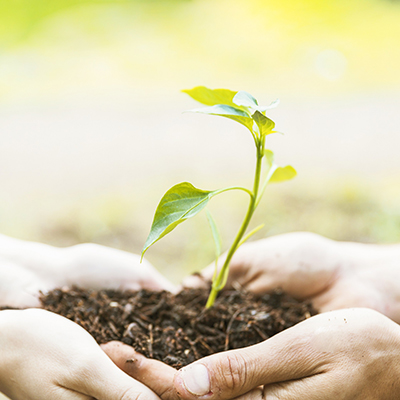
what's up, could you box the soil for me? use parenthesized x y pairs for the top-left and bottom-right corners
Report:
(40, 285), (317, 369)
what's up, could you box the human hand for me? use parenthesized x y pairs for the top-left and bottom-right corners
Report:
(0, 234), (175, 308)
(0, 308), (161, 400)
(182, 232), (400, 322)
(102, 308), (400, 400)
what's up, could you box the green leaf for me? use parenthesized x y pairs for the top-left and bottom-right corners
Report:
(269, 166), (297, 183)
(252, 111), (275, 137)
(142, 182), (216, 259)
(182, 86), (238, 107)
(238, 224), (265, 247)
(189, 104), (249, 118)
(257, 98), (280, 111)
(233, 90), (258, 108)
(206, 209), (221, 258)
(188, 104), (254, 131)
(264, 149), (275, 169)
(206, 209), (222, 281)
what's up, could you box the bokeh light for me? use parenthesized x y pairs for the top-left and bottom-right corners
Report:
(1, 0), (400, 284)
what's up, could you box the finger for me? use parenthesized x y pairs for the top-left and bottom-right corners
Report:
(51, 387), (95, 400)
(181, 247), (264, 292)
(181, 271), (212, 290)
(172, 311), (348, 400)
(181, 252), (240, 290)
(263, 371), (343, 400)
(0, 260), (44, 308)
(313, 279), (385, 314)
(62, 244), (176, 293)
(131, 258), (178, 293)
(66, 342), (161, 400)
(6, 385), (95, 400)
(226, 387), (263, 400)
(101, 341), (177, 400)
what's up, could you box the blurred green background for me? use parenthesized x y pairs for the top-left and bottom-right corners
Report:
(1, 0), (400, 284)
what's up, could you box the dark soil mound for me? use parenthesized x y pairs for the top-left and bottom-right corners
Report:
(41, 287), (317, 368)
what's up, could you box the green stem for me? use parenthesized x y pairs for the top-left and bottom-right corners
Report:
(255, 164), (277, 208)
(205, 144), (264, 308)
(213, 186), (254, 198)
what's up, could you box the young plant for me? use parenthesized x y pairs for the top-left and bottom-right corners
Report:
(141, 86), (296, 308)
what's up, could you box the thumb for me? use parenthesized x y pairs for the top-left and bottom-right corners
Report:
(173, 316), (327, 400)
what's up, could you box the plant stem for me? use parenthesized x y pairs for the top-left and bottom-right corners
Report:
(213, 186), (254, 198)
(205, 143), (264, 308)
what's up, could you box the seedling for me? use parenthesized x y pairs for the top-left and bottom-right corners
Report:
(141, 86), (296, 308)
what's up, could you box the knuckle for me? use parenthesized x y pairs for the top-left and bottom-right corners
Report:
(158, 385), (177, 400)
(216, 352), (247, 393)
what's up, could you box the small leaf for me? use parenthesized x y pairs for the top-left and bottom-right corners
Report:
(206, 209), (221, 258)
(188, 104), (253, 131)
(238, 224), (265, 248)
(189, 104), (249, 118)
(257, 98), (280, 111)
(264, 149), (275, 169)
(218, 266), (231, 291)
(233, 91), (258, 108)
(252, 111), (275, 137)
(206, 209), (222, 281)
(182, 86), (237, 107)
(142, 182), (216, 258)
(269, 166), (297, 183)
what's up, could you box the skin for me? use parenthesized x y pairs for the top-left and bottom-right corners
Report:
(102, 232), (400, 400)
(103, 308), (400, 400)
(0, 234), (175, 400)
(0, 309), (162, 400)
(183, 232), (400, 322)
(0, 233), (175, 308)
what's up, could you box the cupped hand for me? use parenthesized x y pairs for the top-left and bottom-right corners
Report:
(102, 308), (400, 400)
(0, 308), (162, 400)
(182, 232), (400, 322)
(0, 234), (175, 308)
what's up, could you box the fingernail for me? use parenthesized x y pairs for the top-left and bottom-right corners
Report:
(181, 364), (210, 396)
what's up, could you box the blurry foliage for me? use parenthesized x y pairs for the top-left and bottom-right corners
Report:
(0, 0), (190, 45)
(30, 181), (400, 283)
(257, 184), (400, 244)
(1, 0), (400, 283)
(1, 0), (400, 99)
